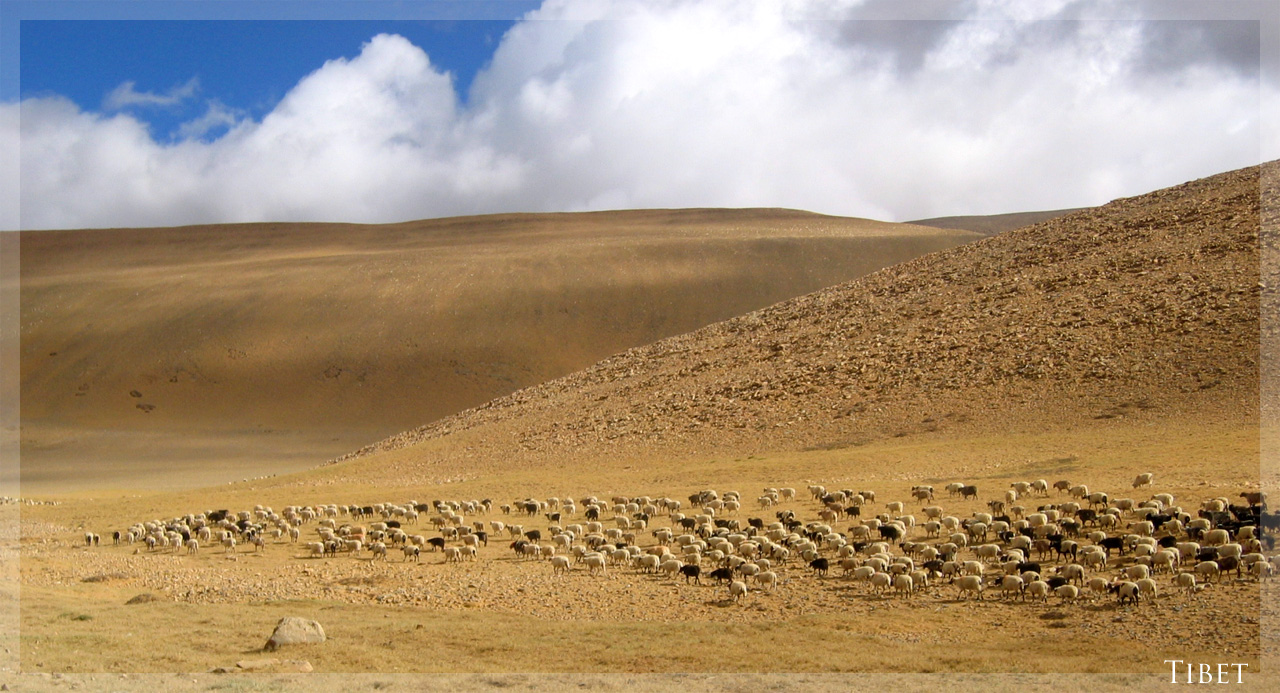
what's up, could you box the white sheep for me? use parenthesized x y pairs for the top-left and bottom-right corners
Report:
(1024, 580), (1050, 602)
(955, 575), (984, 600)
(551, 555), (572, 574)
(892, 573), (914, 598)
(755, 571), (779, 591)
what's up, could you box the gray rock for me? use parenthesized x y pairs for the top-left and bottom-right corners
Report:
(263, 617), (326, 651)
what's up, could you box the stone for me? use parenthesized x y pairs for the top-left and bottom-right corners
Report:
(235, 658), (280, 671)
(263, 617), (326, 651)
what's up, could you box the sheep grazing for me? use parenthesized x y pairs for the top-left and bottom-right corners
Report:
(584, 553), (607, 575)
(892, 573), (914, 598)
(809, 558), (830, 577)
(1174, 571), (1198, 595)
(996, 575), (1025, 601)
(726, 580), (749, 603)
(955, 575), (984, 600)
(551, 555), (572, 575)
(1023, 580), (1050, 602)
(755, 571), (779, 591)
(679, 564), (701, 584)
(1111, 580), (1140, 605)
(1053, 584), (1079, 603)
(1240, 491), (1267, 507)
(1132, 473), (1155, 489)
(868, 572), (893, 596)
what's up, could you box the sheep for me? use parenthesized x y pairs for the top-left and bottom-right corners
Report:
(1085, 577), (1111, 601)
(1203, 529), (1230, 547)
(1054, 584), (1079, 603)
(1174, 571), (1198, 595)
(1250, 560), (1273, 581)
(1132, 473), (1154, 489)
(402, 545), (421, 562)
(1123, 564), (1151, 581)
(551, 555), (571, 574)
(869, 572), (893, 596)
(955, 575), (984, 600)
(809, 558), (830, 577)
(306, 541), (325, 558)
(1111, 580), (1140, 605)
(974, 543), (1001, 563)
(727, 580), (749, 603)
(996, 575), (1025, 601)
(755, 571), (779, 591)
(443, 546), (462, 563)
(584, 553), (607, 575)
(186, 538), (199, 555)
(1023, 580), (1050, 602)
(1193, 561), (1221, 583)
(892, 573), (914, 598)
(1137, 577), (1158, 602)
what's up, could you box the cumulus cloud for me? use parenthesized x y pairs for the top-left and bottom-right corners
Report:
(175, 100), (243, 141)
(103, 76), (200, 110)
(7, 0), (1276, 230)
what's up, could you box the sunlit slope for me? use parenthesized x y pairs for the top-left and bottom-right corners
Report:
(18, 209), (976, 489)
(343, 163), (1268, 481)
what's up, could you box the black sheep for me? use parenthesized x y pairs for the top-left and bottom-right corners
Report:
(809, 557), (830, 577)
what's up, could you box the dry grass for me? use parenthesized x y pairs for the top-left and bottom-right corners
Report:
(14, 416), (1269, 675)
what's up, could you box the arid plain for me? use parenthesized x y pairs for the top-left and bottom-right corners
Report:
(6, 163), (1277, 684)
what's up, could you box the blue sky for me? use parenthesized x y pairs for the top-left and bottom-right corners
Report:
(20, 20), (518, 140)
(2, 1), (1277, 230)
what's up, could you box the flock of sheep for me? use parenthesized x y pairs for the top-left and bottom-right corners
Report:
(93, 471), (1277, 609)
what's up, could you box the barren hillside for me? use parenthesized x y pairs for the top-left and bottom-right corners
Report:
(18, 209), (975, 490)
(908, 208), (1089, 236)
(342, 163), (1270, 480)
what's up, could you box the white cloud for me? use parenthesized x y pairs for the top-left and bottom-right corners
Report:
(175, 100), (242, 141)
(104, 77), (200, 111)
(8, 1), (1276, 230)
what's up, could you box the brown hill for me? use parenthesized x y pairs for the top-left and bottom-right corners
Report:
(339, 163), (1270, 481)
(908, 208), (1089, 236)
(17, 209), (976, 490)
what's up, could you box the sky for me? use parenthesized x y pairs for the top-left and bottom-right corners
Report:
(1, 0), (1277, 230)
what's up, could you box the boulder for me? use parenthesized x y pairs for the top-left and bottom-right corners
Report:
(263, 617), (325, 651)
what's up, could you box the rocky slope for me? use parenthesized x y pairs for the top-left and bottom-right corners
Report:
(340, 162), (1271, 472)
